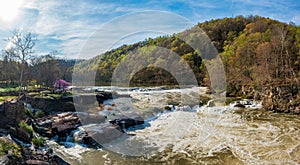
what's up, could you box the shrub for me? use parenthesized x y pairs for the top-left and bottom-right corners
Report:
(34, 111), (45, 118)
(62, 92), (72, 96)
(31, 137), (46, 147)
(18, 120), (34, 136)
(290, 100), (298, 107)
(0, 138), (21, 158)
(25, 107), (33, 118)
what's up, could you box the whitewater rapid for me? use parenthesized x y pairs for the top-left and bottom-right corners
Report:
(48, 86), (300, 165)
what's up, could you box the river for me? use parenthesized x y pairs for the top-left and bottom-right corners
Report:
(47, 86), (300, 164)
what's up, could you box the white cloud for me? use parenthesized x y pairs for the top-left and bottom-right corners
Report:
(292, 16), (300, 25)
(0, 0), (298, 59)
(16, 1), (195, 59)
(18, 0), (110, 57)
(78, 11), (194, 59)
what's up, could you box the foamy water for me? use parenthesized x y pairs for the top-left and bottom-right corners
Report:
(49, 86), (300, 164)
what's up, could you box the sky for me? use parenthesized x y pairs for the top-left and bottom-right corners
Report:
(0, 0), (299, 59)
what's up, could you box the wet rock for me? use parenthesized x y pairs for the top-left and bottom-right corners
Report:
(26, 160), (50, 165)
(32, 112), (81, 138)
(175, 105), (192, 111)
(164, 105), (173, 111)
(73, 129), (87, 143)
(109, 113), (144, 129)
(233, 104), (246, 108)
(71, 92), (114, 111)
(239, 99), (252, 105)
(32, 119), (52, 137)
(9, 127), (32, 143)
(26, 96), (76, 114)
(75, 123), (125, 146)
(52, 155), (70, 165)
(23, 146), (70, 165)
(71, 91), (113, 107)
(0, 155), (9, 164)
(96, 91), (113, 104)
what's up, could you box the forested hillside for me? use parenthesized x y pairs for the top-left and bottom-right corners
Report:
(1, 15), (299, 93)
(74, 15), (300, 90)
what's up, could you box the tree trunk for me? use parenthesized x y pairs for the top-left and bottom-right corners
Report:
(18, 63), (24, 100)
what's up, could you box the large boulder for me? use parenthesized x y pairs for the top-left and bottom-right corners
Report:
(73, 123), (124, 146)
(26, 96), (76, 114)
(9, 127), (32, 143)
(25, 91), (115, 114)
(0, 101), (27, 129)
(32, 112), (81, 139)
(96, 91), (113, 104)
(109, 113), (144, 129)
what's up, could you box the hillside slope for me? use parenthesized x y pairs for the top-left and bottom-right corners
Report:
(74, 15), (300, 92)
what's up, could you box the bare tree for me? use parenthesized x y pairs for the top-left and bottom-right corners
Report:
(6, 30), (36, 100)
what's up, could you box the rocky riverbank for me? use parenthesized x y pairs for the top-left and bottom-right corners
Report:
(227, 82), (300, 114)
(0, 90), (145, 164)
(0, 84), (298, 164)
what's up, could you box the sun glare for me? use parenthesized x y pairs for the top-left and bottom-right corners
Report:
(0, 0), (24, 22)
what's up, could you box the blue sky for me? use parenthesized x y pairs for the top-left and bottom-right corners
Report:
(0, 0), (299, 59)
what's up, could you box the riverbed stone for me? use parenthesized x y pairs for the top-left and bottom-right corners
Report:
(9, 127), (32, 143)
(32, 112), (81, 138)
(26, 160), (50, 165)
(74, 123), (125, 146)
(233, 103), (246, 108)
(109, 113), (144, 129)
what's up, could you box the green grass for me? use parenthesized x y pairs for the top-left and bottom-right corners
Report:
(0, 96), (18, 102)
(47, 93), (61, 98)
(0, 85), (45, 93)
(25, 107), (34, 118)
(0, 138), (21, 158)
(31, 137), (46, 147)
(0, 87), (19, 93)
(18, 120), (34, 136)
(34, 111), (45, 118)
(48, 92), (72, 98)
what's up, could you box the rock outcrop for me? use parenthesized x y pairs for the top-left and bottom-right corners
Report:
(73, 123), (125, 146)
(262, 84), (300, 114)
(227, 83), (300, 114)
(32, 112), (81, 138)
(25, 96), (76, 115)
(109, 113), (144, 129)
(0, 101), (27, 129)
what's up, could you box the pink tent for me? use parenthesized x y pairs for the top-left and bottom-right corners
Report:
(54, 79), (71, 91)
